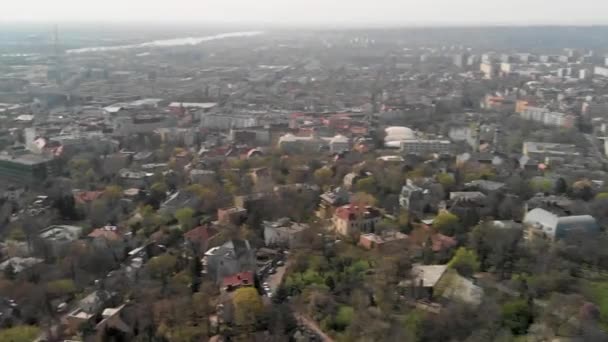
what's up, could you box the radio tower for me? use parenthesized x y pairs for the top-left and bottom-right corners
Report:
(53, 24), (60, 59)
(50, 24), (63, 84)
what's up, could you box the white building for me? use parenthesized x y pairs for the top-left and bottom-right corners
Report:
(520, 107), (575, 128)
(594, 66), (608, 78)
(400, 139), (451, 154)
(329, 135), (350, 153)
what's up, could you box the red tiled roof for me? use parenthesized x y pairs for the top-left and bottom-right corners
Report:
(222, 271), (254, 288)
(184, 226), (219, 243)
(334, 204), (381, 221)
(74, 191), (104, 204)
(408, 224), (457, 252)
(431, 233), (457, 252)
(88, 226), (123, 241)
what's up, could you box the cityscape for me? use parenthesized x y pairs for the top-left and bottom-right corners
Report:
(2, 2), (608, 342)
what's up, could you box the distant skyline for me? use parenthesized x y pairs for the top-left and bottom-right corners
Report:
(3, 0), (608, 27)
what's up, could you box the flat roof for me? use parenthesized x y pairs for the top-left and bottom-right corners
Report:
(0, 153), (53, 165)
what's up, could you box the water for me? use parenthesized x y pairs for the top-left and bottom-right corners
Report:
(66, 31), (263, 54)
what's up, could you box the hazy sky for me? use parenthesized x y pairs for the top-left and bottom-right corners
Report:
(4, 0), (608, 27)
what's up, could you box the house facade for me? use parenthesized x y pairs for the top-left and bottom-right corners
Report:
(332, 204), (382, 236)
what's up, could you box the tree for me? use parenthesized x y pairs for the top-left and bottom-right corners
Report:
(448, 247), (480, 277)
(437, 173), (455, 189)
(174, 208), (195, 230)
(189, 257), (202, 293)
(313, 167), (333, 189)
(233, 287), (264, 327)
(47, 278), (77, 298)
(104, 185), (123, 202)
(334, 305), (354, 331)
(572, 179), (594, 201)
(150, 182), (168, 205)
(351, 192), (378, 206)
(4, 262), (16, 280)
(0, 325), (40, 342)
(502, 299), (533, 335)
(433, 212), (462, 236)
(54, 194), (79, 220)
(355, 177), (377, 194)
(554, 177), (568, 194)
(468, 222), (522, 278)
(595, 192), (608, 200)
(530, 178), (552, 193)
(147, 254), (177, 280)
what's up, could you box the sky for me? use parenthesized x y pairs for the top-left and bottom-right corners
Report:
(3, 0), (608, 27)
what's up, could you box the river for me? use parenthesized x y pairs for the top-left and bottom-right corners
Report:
(66, 31), (263, 54)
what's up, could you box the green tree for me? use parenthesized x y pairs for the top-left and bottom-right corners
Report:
(595, 192), (608, 200)
(104, 185), (123, 202)
(313, 167), (333, 189)
(355, 177), (377, 194)
(351, 192), (378, 206)
(530, 178), (552, 193)
(3, 262), (16, 280)
(334, 305), (354, 331)
(147, 254), (177, 280)
(554, 177), (568, 194)
(175, 207), (195, 229)
(233, 287), (264, 327)
(437, 173), (456, 189)
(433, 212), (462, 236)
(448, 247), (480, 277)
(502, 299), (533, 335)
(0, 325), (40, 342)
(150, 182), (168, 201)
(47, 278), (77, 298)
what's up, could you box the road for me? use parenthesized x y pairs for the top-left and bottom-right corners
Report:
(584, 133), (608, 165)
(293, 313), (335, 342)
(266, 264), (287, 292)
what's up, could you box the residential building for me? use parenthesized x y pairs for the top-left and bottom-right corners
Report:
(358, 231), (408, 250)
(464, 180), (506, 194)
(329, 134), (350, 153)
(200, 113), (259, 130)
(228, 127), (271, 145)
(400, 139), (451, 155)
(480, 62), (498, 79)
(331, 204), (382, 236)
(64, 290), (114, 333)
(203, 239), (256, 283)
(87, 226), (127, 253)
(190, 169), (216, 184)
(217, 207), (247, 226)
(399, 179), (431, 217)
(594, 66), (608, 78)
(39, 225), (83, 255)
(317, 187), (351, 219)
(263, 218), (309, 248)
(523, 208), (599, 241)
(520, 106), (575, 128)
(119, 169), (153, 188)
(0, 153), (57, 184)
(222, 271), (254, 292)
(0, 257), (43, 274)
(403, 264), (449, 299)
(184, 226), (219, 255)
(94, 304), (132, 342)
(522, 141), (580, 162)
(113, 114), (171, 136)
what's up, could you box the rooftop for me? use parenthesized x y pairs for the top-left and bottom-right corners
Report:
(411, 264), (449, 287)
(0, 153), (53, 166)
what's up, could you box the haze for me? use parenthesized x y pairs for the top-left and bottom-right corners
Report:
(3, 0), (608, 27)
